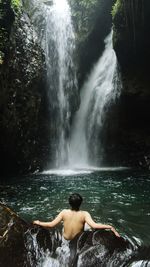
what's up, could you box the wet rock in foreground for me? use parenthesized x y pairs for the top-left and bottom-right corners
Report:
(0, 202), (150, 267)
(0, 202), (28, 266)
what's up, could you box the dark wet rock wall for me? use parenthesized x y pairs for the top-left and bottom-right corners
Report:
(112, 0), (150, 68)
(104, 0), (150, 169)
(0, 0), (49, 175)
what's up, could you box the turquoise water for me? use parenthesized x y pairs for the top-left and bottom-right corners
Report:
(0, 168), (150, 246)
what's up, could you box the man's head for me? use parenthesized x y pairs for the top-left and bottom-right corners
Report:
(69, 193), (83, 211)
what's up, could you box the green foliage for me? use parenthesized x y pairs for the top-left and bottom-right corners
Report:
(112, 0), (125, 48)
(0, 0), (21, 63)
(111, 0), (121, 19)
(11, 0), (21, 12)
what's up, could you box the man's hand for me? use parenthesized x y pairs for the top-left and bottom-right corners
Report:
(111, 226), (120, 237)
(33, 220), (40, 226)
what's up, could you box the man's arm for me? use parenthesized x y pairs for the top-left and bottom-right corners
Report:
(33, 211), (63, 228)
(84, 212), (120, 237)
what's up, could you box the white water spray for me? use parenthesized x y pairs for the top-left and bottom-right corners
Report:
(25, 229), (70, 267)
(69, 31), (121, 168)
(29, 0), (78, 168)
(44, 0), (78, 167)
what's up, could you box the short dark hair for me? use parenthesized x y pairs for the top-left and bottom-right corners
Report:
(69, 193), (83, 211)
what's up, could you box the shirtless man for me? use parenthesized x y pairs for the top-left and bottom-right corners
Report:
(33, 193), (120, 240)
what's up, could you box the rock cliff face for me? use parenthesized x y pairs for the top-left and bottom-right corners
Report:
(105, 0), (150, 168)
(69, 0), (114, 86)
(112, 0), (150, 68)
(0, 0), (49, 174)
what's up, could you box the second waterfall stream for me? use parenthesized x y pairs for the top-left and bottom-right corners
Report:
(69, 31), (121, 168)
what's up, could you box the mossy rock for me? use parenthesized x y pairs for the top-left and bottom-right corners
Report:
(11, 0), (21, 11)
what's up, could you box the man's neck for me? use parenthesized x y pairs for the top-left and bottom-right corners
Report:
(71, 208), (80, 212)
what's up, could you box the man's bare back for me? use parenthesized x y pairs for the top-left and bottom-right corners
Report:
(33, 209), (120, 240)
(61, 209), (86, 240)
(33, 209), (86, 240)
(33, 194), (120, 240)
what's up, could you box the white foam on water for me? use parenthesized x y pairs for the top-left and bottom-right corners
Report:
(130, 261), (150, 267)
(42, 166), (129, 176)
(42, 169), (93, 176)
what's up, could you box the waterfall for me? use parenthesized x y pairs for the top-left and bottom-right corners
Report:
(69, 31), (121, 168)
(24, 0), (121, 170)
(27, 0), (78, 168)
(44, 0), (78, 168)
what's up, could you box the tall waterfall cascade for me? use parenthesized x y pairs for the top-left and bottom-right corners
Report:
(29, 0), (78, 168)
(69, 31), (121, 168)
(44, 0), (78, 167)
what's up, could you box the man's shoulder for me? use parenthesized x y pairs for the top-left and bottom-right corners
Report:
(80, 210), (90, 217)
(81, 210), (90, 215)
(60, 209), (72, 219)
(61, 209), (70, 214)
(81, 211), (91, 218)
